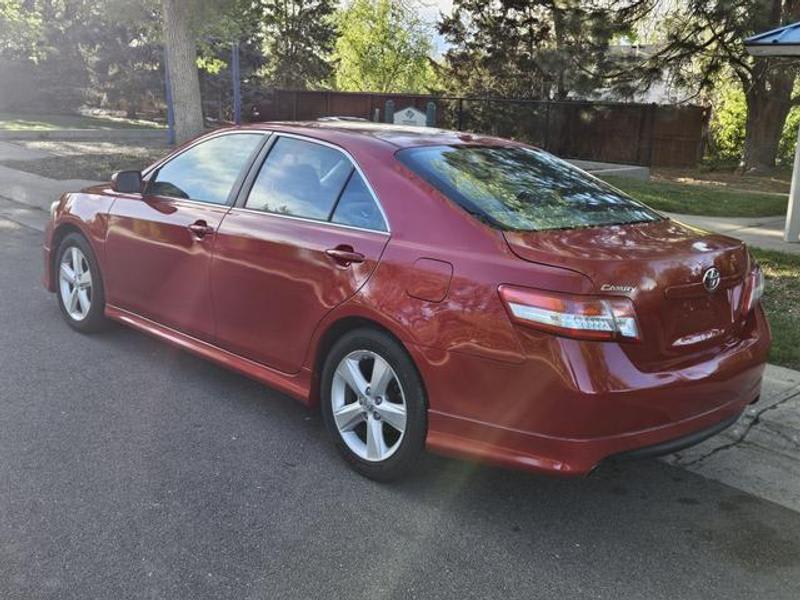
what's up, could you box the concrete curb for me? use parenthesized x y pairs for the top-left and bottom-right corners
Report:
(0, 140), (54, 161)
(0, 195), (51, 231)
(0, 164), (99, 212)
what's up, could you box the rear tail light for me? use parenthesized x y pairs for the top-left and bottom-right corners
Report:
(498, 285), (640, 342)
(743, 265), (765, 314)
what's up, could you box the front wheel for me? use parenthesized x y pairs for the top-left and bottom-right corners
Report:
(321, 328), (427, 481)
(55, 232), (108, 333)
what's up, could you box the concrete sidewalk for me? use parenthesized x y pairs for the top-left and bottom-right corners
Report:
(571, 158), (650, 181)
(665, 212), (800, 255)
(0, 128), (166, 142)
(665, 364), (800, 513)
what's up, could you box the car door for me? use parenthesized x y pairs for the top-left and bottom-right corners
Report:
(104, 132), (267, 341)
(211, 134), (390, 373)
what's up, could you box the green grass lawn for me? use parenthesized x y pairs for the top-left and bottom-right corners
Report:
(0, 112), (163, 131)
(602, 175), (787, 218)
(0, 140), (168, 180)
(751, 248), (800, 370)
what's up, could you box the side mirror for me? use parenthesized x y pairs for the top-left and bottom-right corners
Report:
(111, 170), (143, 194)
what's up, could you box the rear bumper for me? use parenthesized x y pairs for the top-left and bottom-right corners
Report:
(418, 309), (770, 476)
(426, 392), (754, 476)
(609, 409), (743, 462)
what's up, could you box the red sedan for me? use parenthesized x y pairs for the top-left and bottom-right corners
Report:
(43, 122), (770, 480)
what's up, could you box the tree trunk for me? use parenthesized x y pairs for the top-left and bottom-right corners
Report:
(161, 0), (204, 143)
(742, 96), (788, 173)
(742, 49), (799, 171)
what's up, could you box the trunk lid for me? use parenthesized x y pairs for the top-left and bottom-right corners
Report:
(504, 218), (750, 368)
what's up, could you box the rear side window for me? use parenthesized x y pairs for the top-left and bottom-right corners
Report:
(331, 172), (387, 231)
(396, 145), (661, 232)
(148, 133), (263, 204)
(246, 137), (353, 220)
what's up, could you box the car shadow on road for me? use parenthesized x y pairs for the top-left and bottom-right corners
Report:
(105, 321), (800, 578)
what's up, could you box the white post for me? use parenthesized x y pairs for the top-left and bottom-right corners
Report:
(786, 122), (800, 242)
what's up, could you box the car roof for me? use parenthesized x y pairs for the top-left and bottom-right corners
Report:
(235, 120), (519, 152)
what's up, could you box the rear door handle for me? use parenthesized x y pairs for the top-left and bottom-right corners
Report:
(325, 247), (365, 265)
(188, 221), (214, 238)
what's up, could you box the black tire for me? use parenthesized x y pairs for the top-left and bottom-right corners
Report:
(55, 232), (108, 333)
(321, 327), (427, 482)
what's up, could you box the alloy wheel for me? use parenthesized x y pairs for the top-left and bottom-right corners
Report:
(331, 350), (407, 462)
(59, 246), (93, 321)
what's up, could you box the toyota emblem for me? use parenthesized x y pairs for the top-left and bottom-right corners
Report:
(703, 267), (721, 293)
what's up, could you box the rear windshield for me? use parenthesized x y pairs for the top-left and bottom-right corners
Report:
(396, 145), (662, 232)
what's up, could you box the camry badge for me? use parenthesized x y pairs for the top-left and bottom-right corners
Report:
(600, 284), (635, 294)
(703, 267), (721, 293)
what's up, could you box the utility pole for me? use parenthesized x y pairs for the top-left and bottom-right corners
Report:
(231, 42), (241, 125)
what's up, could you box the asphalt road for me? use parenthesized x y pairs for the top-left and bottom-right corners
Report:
(1, 217), (800, 600)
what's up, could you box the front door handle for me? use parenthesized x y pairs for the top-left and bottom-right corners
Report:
(188, 221), (214, 238)
(325, 246), (365, 265)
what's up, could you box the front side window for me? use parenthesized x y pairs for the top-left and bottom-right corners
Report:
(245, 137), (353, 220)
(149, 133), (263, 204)
(397, 145), (661, 232)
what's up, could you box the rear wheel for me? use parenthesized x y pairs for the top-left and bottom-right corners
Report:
(55, 232), (108, 333)
(321, 328), (427, 481)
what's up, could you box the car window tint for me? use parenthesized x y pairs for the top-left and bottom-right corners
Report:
(331, 172), (386, 231)
(396, 145), (662, 232)
(245, 137), (353, 220)
(149, 133), (263, 204)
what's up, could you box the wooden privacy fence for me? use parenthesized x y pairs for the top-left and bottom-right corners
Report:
(251, 89), (709, 168)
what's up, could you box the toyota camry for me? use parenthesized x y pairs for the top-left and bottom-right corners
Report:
(43, 121), (770, 480)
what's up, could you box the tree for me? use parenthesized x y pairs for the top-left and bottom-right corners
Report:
(628, 0), (800, 172)
(333, 0), (437, 93)
(708, 76), (748, 163)
(192, 1), (266, 121)
(258, 0), (336, 88)
(0, 0), (43, 59)
(163, 0), (336, 129)
(161, 0), (204, 142)
(0, 1), (166, 116)
(439, 0), (648, 100)
(85, 2), (163, 119)
(2, 0), (261, 130)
